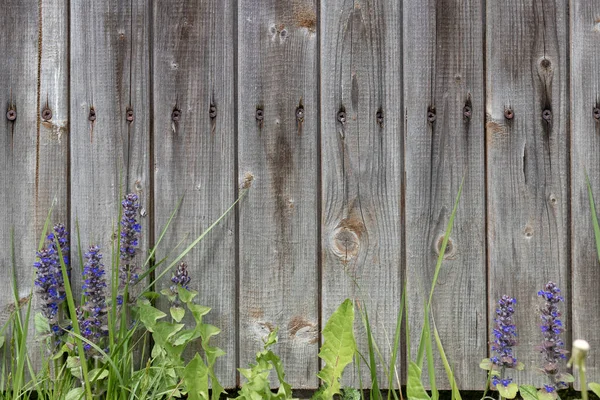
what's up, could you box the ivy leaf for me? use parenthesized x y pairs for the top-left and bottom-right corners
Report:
(407, 361), (431, 400)
(519, 385), (539, 400)
(137, 301), (167, 331)
(479, 358), (493, 370)
(497, 383), (519, 399)
(184, 353), (209, 400)
(34, 313), (50, 335)
(316, 299), (356, 400)
(556, 372), (575, 383)
(170, 306), (185, 323)
(178, 286), (198, 304)
(589, 382), (600, 398)
(66, 356), (82, 380)
(65, 387), (84, 400)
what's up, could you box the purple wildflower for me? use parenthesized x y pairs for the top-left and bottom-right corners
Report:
(537, 282), (569, 393)
(490, 295), (518, 387)
(169, 262), (191, 304)
(118, 193), (141, 304)
(34, 224), (69, 346)
(78, 245), (108, 355)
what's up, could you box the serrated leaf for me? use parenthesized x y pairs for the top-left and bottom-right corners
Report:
(406, 361), (431, 400)
(316, 299), (356, 399)
(589, 382), (600, 398)
(170, 306), (185, 323)
(34, 313), (50, 335)
(65, 387), (84, 400)
(497, 383), (518, 399)
(519, 385), (539, 400)
(184, 353), (209, 400)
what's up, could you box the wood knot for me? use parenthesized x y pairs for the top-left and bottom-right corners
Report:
(524, 226), (534, 239)
(331, 227), (360, 262)
(287, 316), (317, 343)
(434, 235), (456, 259)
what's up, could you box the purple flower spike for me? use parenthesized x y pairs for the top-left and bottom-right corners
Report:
(79, 245), (108, 355)
(490, 295), (518, 388)
(34, 224), (70, 347)
(537, 282), (569, 393)
(119, 193), (141, 294)
(170, 262), (191, 294)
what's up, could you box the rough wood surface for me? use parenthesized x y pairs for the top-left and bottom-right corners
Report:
(152, 0), (237, 387)
(570, 0), (600, 386)
(0, 0), (41, 359)
(69, 0), (150, 340)
(320, 0), (403, 388)
(404, 0), (486, 390)
(486, 0), (569, 387)
(238, 0), (320, 388)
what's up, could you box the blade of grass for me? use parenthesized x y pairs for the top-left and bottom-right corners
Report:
(431, 312), (462, 400)
(387, 285), (405, 400)
(363, 306), (381, 400)
(423, 305), (438, 400)
(56, 243), (93, 400)
(585, 171), (600, 262)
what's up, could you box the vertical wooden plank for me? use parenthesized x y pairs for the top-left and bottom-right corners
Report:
(571, 0), (600, 386)
(70, 1), (150, 312)
(0, 0), (41, 351)
(404, 0), (485, 390)
(152, 0), (237, 387)
(321, 0), (402, 387)
(486, 0), (569, 387)
(238, 0), (319, 388)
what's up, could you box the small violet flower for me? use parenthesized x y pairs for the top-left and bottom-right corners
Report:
(34, 224), (69, 346)
(78, 245), (108, 354)
(169, 262), (191, 304)
(537, 282), (569, 394)
(118, 193), (141, 305)
(490, 295), (518, 387)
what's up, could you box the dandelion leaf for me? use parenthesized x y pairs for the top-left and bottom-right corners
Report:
(184, 353), (209, 400)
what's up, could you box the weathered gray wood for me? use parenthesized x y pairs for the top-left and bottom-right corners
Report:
(0, 0), (42, 359)
(70, 0), (150, 335)
(403, 0), (486, 390)
(570, 0), (600, 387)
(320, 0), (402, 387)
(238, 0), (319, 388)
(486, 0), (569, 387)
(152, 0), (237, 388)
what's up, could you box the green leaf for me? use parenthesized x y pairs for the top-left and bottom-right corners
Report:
(67, 356), (82, 379)
(519, 385), (539, 400)
(497, 383), (519, 399)
(317, 299), (356, 399)
(178, 286), (198, 304)
(184, 353), (209, 400)
(586, 171), (600, 263)
(88, 368), (109, 382)
(556, 372), (574, 383)
(65, 387), (85, 400)
(537, 390), (556, 400)
(589, 382), (600, 398)
(406, 361), (431, 400)
(137, 302), (167, 331)
(431, 314), (461, 400)
(170, 306), (185, 323)
(515, 361), (525, 371)
(34, 313), (50, 335)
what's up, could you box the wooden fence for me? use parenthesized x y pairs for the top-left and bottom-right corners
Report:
(1, 0), (599, 392)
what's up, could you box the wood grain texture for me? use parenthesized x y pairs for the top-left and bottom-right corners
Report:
(486, 0), (569, 387)
(570, 0), (600, 387)
(70, 0), (150, 323)
(238, 0), (320, 388)
(320, 0), (402, 387)
(0, 0), (41, 360)
(152, 0), (237, 387)
(404, 0), (486, 390)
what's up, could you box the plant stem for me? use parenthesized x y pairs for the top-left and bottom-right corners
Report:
(580, 367), (588, 400)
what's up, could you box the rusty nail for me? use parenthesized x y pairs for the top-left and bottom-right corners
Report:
(295, 106), (304, 122)
(337, 110), (346, 124)
(427, 109), (436, 123)
(88, 108), (96, 121)
(593, 107), (600, 121)
(504, 108), (514, 120)
(42, 107), (52, 121)
(255, 108), (264, 121)
(542, 109), (552, 121)
(209, 104), (217, 119)
(463, 105), (472, 118)
(171, 108), (181, 122)
(126, 109), (134, 122)
(376, 110), (384, 125)
(6, 109), (16, 121)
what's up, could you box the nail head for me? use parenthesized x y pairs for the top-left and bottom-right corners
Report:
(593, 107), (600, 121)
(504, 108), (514, 120)
(6, 109), (16, 121)
(126, 109), (134, 122)
(42, 108), (52, 121)
(171, 109), (181, 122)
(255, 108), (264, 121)
(542, 109), (552, 121)
(427, 109), (436, 123)
(88, 109), (96, 121)
(209, 105), (217, 119)
(463, 105), (472, 118)
(295, 106), (304, 122)
(376, 110), (384, 125)
(337, 110), (346, 124)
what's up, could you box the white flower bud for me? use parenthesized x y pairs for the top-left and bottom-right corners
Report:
(567, 339), (590, 371)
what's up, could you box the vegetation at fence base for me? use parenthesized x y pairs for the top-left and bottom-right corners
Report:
(1, 171), (600, 400)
